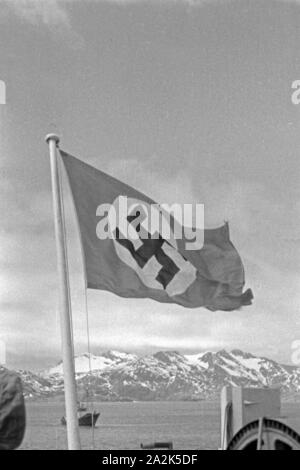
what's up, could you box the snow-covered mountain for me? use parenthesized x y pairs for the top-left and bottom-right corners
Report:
(12, 349), (300, 400)
(47, 350), (138, 376)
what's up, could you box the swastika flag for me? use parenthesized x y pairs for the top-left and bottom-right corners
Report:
(60, 151), (253, 311)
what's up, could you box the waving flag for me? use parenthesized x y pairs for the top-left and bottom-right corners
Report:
(60, 150), (253, 311)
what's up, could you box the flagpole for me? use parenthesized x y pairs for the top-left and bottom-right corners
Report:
(45, 134), (81, 450)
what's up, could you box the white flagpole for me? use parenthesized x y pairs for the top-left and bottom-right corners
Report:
(45, 134), (81, 450)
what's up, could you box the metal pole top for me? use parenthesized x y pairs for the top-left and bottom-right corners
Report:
(45, 133), (60, 145)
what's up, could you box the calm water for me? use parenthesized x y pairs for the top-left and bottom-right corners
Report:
(20, 400), (300, 450)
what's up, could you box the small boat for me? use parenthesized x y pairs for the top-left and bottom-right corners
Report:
(77, 401), (87, 412)
(61, 411), (100, 427)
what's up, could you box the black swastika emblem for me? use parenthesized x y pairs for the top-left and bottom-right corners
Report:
(114, 212), (180, 289)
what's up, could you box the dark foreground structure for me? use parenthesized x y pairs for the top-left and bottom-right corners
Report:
(0, 368), (26, 450)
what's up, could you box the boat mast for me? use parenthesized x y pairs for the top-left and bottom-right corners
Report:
(46, 134), (81, 450)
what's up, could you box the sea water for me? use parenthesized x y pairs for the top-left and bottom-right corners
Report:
(20, 400), (300, 450)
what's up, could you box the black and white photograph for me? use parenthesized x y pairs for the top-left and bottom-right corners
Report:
(0, 0), (300, 452)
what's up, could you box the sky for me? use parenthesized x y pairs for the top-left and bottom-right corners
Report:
(0, 0), (300, 370)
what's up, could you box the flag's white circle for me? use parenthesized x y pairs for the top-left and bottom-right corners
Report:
(108, 196), (197, 296)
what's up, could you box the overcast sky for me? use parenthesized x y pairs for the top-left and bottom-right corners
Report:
(0, 0), (300, 370)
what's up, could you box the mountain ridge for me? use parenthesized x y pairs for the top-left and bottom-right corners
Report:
(8, 349), (300, 401)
